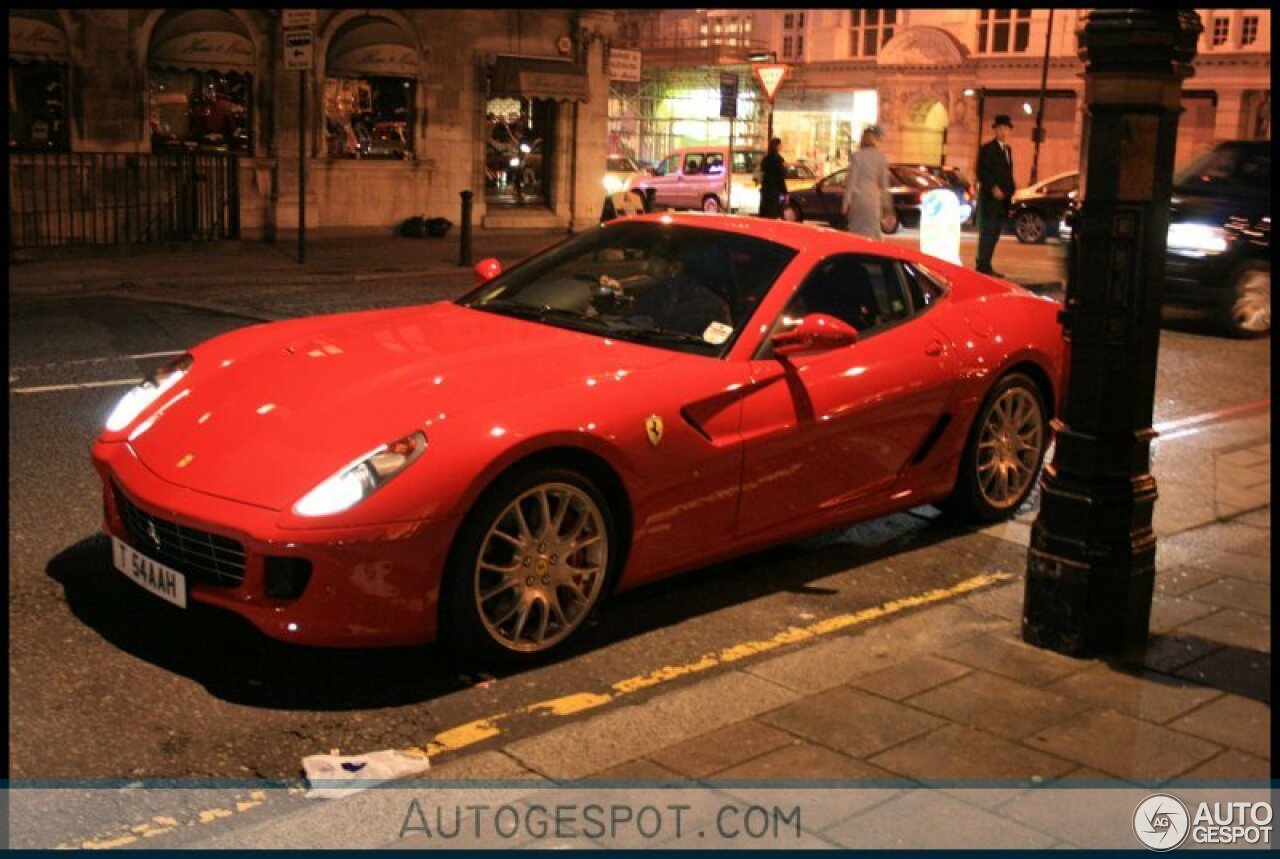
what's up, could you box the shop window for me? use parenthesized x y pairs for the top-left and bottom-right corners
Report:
(849, 10), (897, 59)
(977, 9), (1031, 54)
(148, 69), (252, 154)
(9, 61), (69, 151)
(324, 75), (415, 159)
(1241, 16), (1259, 47)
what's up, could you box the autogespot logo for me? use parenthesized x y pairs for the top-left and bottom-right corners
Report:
(1134, 794), (1191, 851)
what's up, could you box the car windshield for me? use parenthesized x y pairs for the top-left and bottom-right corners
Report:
(457, 221), (797, 357)
(786, 163), (816, 180)
(1174, 144), (1271, 199)
(733, 150), (765, 173)
(607, 156), (640, 172)
(890, 167), (938, 188)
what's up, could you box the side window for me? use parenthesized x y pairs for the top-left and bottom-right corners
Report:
(902, 261), (949, 312)
(655, 155), (679, 177)
(682, 153), (704, 175)
(703, 153), (725, 175)
(823, 169), (848, 191)
(776, 255), (910, 337)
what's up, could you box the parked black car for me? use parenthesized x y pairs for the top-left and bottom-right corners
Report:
(782, 164), (948, 234)
(1166, 140), (1270, 337)
(1010, 171), (1078, 244)
(893, 162), (974, 211)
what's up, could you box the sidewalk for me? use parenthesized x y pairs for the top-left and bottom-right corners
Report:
(179, 413), (1269, 850)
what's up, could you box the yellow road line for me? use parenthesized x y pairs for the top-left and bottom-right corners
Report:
(407, 571), (1012, 756)
(63, 571), (1010, 849)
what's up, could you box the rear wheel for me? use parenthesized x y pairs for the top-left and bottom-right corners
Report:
(782, 202), (802, 222)
(701, 195), (723, 214)
(440, 467), (616, 666)
(881, 210), (900, 235)
(1219, 262), (1270, 338)
(945, 373), (1049, 522)
(1014, 210), (1047, 244)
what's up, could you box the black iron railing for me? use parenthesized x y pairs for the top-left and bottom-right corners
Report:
(8, 150), (241, 250)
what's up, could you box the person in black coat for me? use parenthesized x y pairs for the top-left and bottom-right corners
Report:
(975, 114), (1016, 276)
(758, 137), (787, 219)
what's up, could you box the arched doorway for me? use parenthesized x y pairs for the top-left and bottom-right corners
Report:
(899, 98), (948, 166)
(9, 9), (71, 151)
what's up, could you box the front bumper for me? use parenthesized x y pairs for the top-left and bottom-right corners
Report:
(91, 440), (460, 648)
(1164, 251), (1234, 308)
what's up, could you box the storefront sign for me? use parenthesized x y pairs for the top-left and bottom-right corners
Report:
(329, 45), (419, 78)
(608, 48), (641, 82)
(151, 31), (254, 71)
(9, 16), (69, 62)
(284, 29), (313, 71)
(517, 70), (589, 102)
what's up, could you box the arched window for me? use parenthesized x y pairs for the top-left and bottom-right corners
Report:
(324, 15), (419, 160)
(148, 10), (256, 154)
(9, 9), (71, 152)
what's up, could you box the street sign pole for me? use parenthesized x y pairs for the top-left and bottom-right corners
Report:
(282, 12), (315, 265)
(298, 69), (306, 264)
(719, 71), (738, 214)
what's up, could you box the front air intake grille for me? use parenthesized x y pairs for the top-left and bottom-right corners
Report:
(112, 484), (246, 589)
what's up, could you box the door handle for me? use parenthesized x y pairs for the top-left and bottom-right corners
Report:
(925, 339), (945, 357)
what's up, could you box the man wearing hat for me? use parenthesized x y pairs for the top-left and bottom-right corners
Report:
(975, 114), (1017, 276)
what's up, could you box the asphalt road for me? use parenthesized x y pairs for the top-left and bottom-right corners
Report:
(8, 255), (1270, 786)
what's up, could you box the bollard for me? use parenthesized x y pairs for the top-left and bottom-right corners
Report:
(458, 190), (474, 267)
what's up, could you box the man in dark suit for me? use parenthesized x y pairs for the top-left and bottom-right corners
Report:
(976, 114), (1016, 276)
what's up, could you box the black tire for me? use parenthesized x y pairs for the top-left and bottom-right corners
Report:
(701, 195), (722, 214)
(944, 372), (1050, 523)
(782, 202), (803, 222)
(1014, 210), (1047, 244)
(881, 210), (900, 235)
(1217, 261), (1271, 338)
(439, 467), (618, 667)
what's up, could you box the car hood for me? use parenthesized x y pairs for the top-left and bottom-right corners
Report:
(124, 302), (681, 511)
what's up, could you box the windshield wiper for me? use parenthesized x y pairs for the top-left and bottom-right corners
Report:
(612, 326), (713, 347)
(476, 300), (611, 331)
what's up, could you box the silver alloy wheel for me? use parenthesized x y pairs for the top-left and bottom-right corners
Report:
(1015, 211), (1046, 243)
(975, 386), (1045, 509)
(702, 196), (722, 213)
(474, 482), (608, 653)
(1230, 268), (1271, 334)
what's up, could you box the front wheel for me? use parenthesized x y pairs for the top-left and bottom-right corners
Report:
(701, 195), (723, 214)
(1219, 262), (1270, 338)
(945, 373), (1049, 522)
(782, 202), (802, 222)
(440, 468), (616, 666)
(1014, 210), (1047, 244)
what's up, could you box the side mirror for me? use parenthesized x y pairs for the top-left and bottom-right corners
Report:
(474, 257), (502, 285)
(771, 313), (859, 358)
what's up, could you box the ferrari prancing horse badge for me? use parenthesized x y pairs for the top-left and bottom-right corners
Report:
(645, 414), (664, 447)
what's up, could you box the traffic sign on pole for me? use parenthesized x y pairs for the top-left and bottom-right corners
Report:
(719, 72), (739, 119)
(753, 63), (788, 102)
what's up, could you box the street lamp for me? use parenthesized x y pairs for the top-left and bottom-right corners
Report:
(1029, 9), (1055, 186)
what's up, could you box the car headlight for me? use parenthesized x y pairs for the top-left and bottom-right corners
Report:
(104, 354), (193, 432)
(293, 430), (427, 517)
(603, 174), (626, 195)
(1167, 222), (1229, 256)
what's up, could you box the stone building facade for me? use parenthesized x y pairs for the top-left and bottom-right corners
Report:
(8, 8), (618, 244)
(612, 9), (1270, 188)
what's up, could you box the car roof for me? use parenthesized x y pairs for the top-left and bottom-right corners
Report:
(1033, 170), (1078, 187)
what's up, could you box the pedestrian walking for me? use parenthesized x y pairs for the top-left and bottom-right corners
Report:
(842, 125), (891, 240)
(758, 137), (787, 218)
(975, 114), (1017, 276)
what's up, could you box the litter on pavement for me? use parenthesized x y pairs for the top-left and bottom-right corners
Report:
(302, 749), (431, 799)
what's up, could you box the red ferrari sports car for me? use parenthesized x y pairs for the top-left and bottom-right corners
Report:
(92, 214), (1065, 664)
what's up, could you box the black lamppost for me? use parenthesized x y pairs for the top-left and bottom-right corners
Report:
(1028, 9), (1054, 186)
(1023, 10), (1202, 657)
